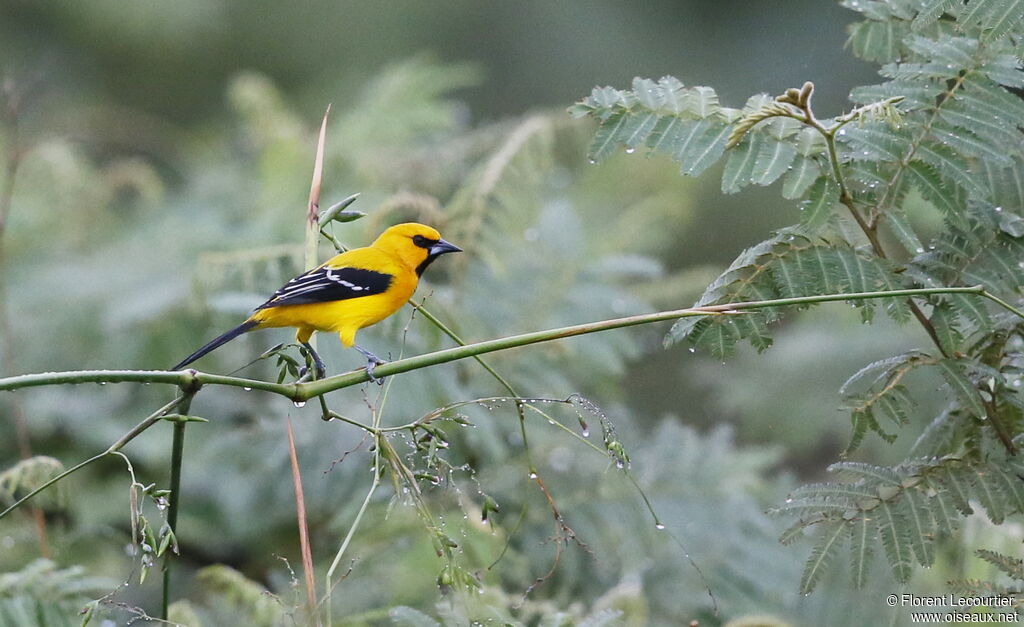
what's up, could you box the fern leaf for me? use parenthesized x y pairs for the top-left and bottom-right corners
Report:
(849, 515), (875, 588)
(851, 81), (945, 110)
(936, 359), (987, 417)
(783, 156), (823, 200)
(588, 111), (630, 162)
(930, 302), (966, 354)
(841, 123), (911, 162)
(829, 461), (903, 484)
(972, 473), (1007, 524)
(876, 500), (915, 582)
(902, 489), (937, 566)
(682, 85), (722, 118)
(672, 120), (732, 176)
(959, 0), (1024, 41)
(887, 211), (925, 255)
(847, 18), (909, 63)
(915, 142), (990, 199)
(906, 162), (965, 225)
(975, 549), (1024, 580)
(988, 467), (1024, 514)
(657, 76), (687, 113)
(800, 521), (847, 594)
(912, 0), (959, 30)
(789, 482), (882, 503)
(798, 177), (839, 232)
(779, 520), (807, 545)
(920, 475), (962, 537)
(723, 133), (797, 193)
(689, 315), (741, 358)
(948, 292), (993, 332)
(981, 54), (1024, 88)
(930, 123), (1014, 167)
(939, 464), (976, 515)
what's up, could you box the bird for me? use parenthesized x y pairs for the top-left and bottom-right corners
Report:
(172, 222), (461, 381)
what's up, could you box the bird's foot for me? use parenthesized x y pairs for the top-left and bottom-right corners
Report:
(300, 342), (328, 380)
(354, 345), (387, 385)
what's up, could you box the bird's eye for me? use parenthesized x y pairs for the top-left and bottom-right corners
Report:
(412, 234), (433, 248)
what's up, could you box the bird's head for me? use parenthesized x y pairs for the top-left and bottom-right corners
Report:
(373, 222), (462, 276)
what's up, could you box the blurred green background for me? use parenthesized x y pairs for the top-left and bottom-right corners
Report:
(1, 2), (1018, 625)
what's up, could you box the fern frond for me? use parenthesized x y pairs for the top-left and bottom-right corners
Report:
(828, 461), (904, 484)
(0, 456), (66, 509)
(959, 0), (1024, 41)
(849, 515), (876, 589)
(902, 489), (937, 566)
(976, 549), (1024, 580)
(876, 500), (915, 582)
(800, 521), (848, 595)
(847, 18), (910, 63)
(936, 359), (988, 417)
(571, 78), (740, 173)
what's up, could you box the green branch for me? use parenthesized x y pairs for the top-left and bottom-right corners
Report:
(0, 286), (1011, 403)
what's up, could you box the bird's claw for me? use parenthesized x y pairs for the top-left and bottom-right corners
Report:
(354, 345), (386, 385)
(300, 342), (327, 380)
(365, 357), (386, 385)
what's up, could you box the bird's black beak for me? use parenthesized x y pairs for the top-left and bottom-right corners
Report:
(429, 238), (462, 256)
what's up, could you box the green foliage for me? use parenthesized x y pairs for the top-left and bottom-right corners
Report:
(0, 560), (115, 627)
(0, 457), (66, 511)
(575, 0), (1024, 596)
(773, 456), (1024, 590)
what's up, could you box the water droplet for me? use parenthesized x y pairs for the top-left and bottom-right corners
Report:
(615, 460), (625, 469)
(915, 247), (924, 254)
(243, 387), (252, 392)
(293, 401), (306, 408)
(995, 206), (1003, 213)
(688, 347), (696, 353)
(625, 147), (635, 154)
(655, 523), (666, 530)
(528, 472), (538, 479)
(547, 419), (555, 425)
(581, 428), (590, 438)
(99, 382), (107, 386)
(588, 158), (597, 165)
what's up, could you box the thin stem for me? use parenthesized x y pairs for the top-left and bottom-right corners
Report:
(982, 291), (1024, 320)
(409, 299), (518, 395)
(161, 392), (194, 620)
(808, 101), (950, 358)
(323, 442), (381, 627)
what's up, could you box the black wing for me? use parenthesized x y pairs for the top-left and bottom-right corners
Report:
(256, 266), (393, 310)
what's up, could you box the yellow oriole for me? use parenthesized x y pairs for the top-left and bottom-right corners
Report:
(172, 222), (461, 379)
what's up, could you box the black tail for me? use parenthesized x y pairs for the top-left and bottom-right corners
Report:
(171, 320), (259, 371)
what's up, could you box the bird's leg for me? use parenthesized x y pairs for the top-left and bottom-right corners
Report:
(354, 345), (386, 385)
(300, 342), (327, 380)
